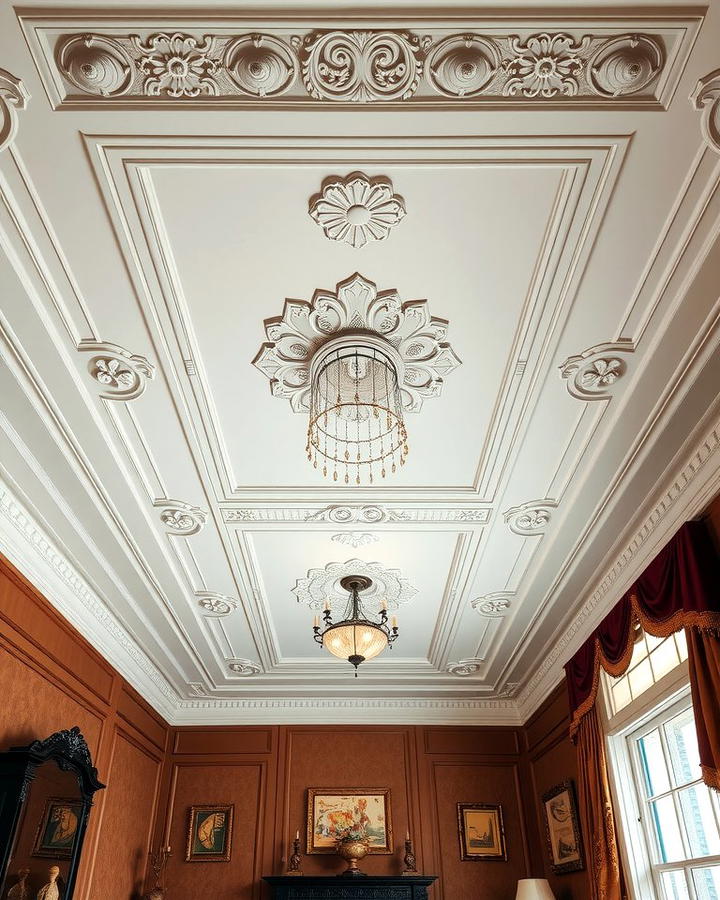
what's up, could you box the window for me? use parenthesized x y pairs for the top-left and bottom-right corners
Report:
(606, 630), (688, 716)
(612, 692), (720, 899)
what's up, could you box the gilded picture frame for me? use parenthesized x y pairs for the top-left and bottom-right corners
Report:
(32, 797), (84, 859)
(457, 803), (507, 861)
(306, 788), (393, 854)
(541, 780), (584, 875)
(185, 804), (234, 862)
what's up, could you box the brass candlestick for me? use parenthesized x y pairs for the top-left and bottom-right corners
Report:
(144, 845), (171, 899)
(402, 834), (418, 876)
(287, 836), (303, 875)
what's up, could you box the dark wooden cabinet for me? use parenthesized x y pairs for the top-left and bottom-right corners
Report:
(263, 875), (437, 899)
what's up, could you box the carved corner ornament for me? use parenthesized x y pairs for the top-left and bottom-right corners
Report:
(503, 500), (557, 536)
(196, 591), (238, 617)
(0, 69), (30, 154)
(79, 341), (156, 400)
(559, 339), (634, 401)
(227, 657), (262, 676)
(447, 658), (483, 676)
(155, 500), (208, 535)
(472, 592), (514, 617)
(691, 69), (720, 155)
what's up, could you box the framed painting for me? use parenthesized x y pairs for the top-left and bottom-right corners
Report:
(185, 805), (234, 862)
(457, 803), (507, 861)
(541, 781), (584, 875)
(306, 788), (392, 854)
(32, 798), (84, 859)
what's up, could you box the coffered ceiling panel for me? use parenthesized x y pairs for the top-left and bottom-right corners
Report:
(1, 0), (720, 724)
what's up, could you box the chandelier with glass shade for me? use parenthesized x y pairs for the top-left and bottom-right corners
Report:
(313, 575), (399, 674)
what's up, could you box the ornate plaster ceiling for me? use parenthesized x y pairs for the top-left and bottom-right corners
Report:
(1, 1), (720, 725)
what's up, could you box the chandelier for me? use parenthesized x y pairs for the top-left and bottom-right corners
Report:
(312, 575), (399, 674)
(306, 334), (408, 484)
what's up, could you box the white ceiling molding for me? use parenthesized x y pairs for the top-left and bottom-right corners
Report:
(20, 12), (702, 110)
(559, 340), (635, 401)
(79, 340), (155, 401)
(691, 69), (720, 156)
(227, 658), (262, 676)
(0, 69), (30, 154)
(155, 499), (208, 535)
(195, 590), (238, 617)
(472, 592), (514, 617)
(503, 500), (558, 536)
(331, 532), (379, 549)
(253, 272), (461, 414)
(446, 658), (483, 676)
(291, 558), (417, 613)
(308, 172), (406, 249)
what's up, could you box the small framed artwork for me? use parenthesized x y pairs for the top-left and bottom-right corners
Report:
(541, 780), (584, 875)
(306, 788), (392, 854)
(32, 798), (84, 859)
(457, 803), (507, 861)
(186, 805), (234, 862)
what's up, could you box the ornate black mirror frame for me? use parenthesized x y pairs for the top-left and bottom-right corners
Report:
(0, 726), (105, 899)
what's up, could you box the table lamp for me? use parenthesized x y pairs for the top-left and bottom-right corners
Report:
(515, 879), (556, 900)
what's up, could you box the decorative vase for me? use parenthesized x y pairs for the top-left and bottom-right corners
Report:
(335, 837), (370, 876)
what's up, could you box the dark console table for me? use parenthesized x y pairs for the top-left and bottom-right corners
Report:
(263, 875), (437, 899)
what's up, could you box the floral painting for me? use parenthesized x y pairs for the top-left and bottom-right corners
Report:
(306, 789), (392, 854)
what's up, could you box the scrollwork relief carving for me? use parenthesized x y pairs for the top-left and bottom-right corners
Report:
(588, 34), (663, 97)
(692, 69), (720, 155)
(133, 32), (219, 97)
(331, 532), (379, 549)
(224, 33), (297, 96)
(472, 592), (514, 617)
(57, 34), (133, 96)
(305, 505), (409, 524)
(426, 34), (500, 97)
(292, 558), (417, 613)
(0, 69), (30, 154)
(196, 591), (237, 617)
(503, 500), (557, 536)
(80, 341), (155, 401)
(447, 658), (483, 676)
(559, 340), (634, 400)
(227, 658), (262, 676)
(155, 500), (208, 535)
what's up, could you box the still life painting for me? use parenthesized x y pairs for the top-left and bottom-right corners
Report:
(457, 803), (507, 861)
(32, 798), (83, 859)
(306, 788), (392, 854)
(186, 804), (234, 862)
(541, 780), (584, 874)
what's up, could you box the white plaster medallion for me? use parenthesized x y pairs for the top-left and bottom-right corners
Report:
(58, 34), (133, 97)
(331, 532), (379, 549)
(80, 341), (155, 400)
(196, 591), (238, 617)
(503, 501), (557, 536)
(224, 33), (297, 97)
(426, 34), (500, 97)
(227, 658), (262, 676)
(156, 501), (208, 535)
(588, 34), (663, 97)
(472, 592), (514, 617)
(292, 558), (416, 613)
(503, 33), (591, 98)
(309, 173), (406, 249)
(133, 32), (219, 97)
(560, 340), (634, 400)
(447, 658), (483, 676)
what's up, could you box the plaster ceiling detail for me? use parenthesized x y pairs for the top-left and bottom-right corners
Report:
(503, 501), (557, 536)
(253, 272), (461, 414)
(559, 340), (634, 400)
(472, 593), (514, 617)
(305, 505), (409, 524)
(156, 500), (208, 535)
(692, 69), (720, 155)
(308, 173), (406, 249)
(29, 13), (699, 109)
(196, 591), (237, 617)
(0, 68), (29, 153)
(447, 658), (483, 676)
(227, 658), (262, 676)
(222, 506), (491, 524)
(331, 532), (379, 549)
(292, 559), (417, 612)
(79, 341), (155, 401)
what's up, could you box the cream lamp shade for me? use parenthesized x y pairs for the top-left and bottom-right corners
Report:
(515, 879), (556, 900)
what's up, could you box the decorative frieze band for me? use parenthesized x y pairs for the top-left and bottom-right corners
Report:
(44, 27), (676, 107)
(222, 505), (491, 524)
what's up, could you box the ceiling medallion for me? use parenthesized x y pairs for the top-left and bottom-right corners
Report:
(253, 273), (460, 482)
(309, 173), (406, 249)
(312, 575), (399, 674)
(227, 658), (261, 676)
(196, 591), (237, 617)
(503, 500), (557, 536)
(560, 340), (634, 400)
(447, 658), (483, 677)
(331, 532), (379, 549)
(472, 592), (514, 617)
(156, 500), (207, 535)
(292, 558), (416, 613)
(80, 341), (155, 401)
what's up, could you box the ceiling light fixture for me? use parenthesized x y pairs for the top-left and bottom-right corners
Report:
(307, 334), (407, 484)
(312, 575), (398, 675)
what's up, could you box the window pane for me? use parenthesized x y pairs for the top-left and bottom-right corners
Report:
(629, 657), (654, 698)
(646, 631), (666, 651)
(638, 728), (671, 797)
(665, 707), (702, 786)
(612, 676), (632, 713)
(651, 794), (686, 862)
(678, 784), (720, 857)
(676, 630), (688, 661)
(662, 869), (690, 900)
(650, 637), (681, 680)
(691, 865), (720, 900)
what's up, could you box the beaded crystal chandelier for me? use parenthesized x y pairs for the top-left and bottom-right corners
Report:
(306, 334), (408, 484)
(313, 575), (399, 674)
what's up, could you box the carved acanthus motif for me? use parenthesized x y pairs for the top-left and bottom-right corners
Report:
(80, 341), (155, 400)
(222, 506), (490, 523)
(503, 33), (590, 98)
(503, 500), (557, 536)
(309, 173), (406, 248)
(472, 592), (514, 617)
(253, 273), (461, 414)
(560, 340), (634, 400)
(427, 34), (500, 97)
(224, 33), (297, 96)
(0, 69), (30, 154)
(297, 30), (424, 102)
(589, 34), (663, 97)
(133, 32), (219, 96)
(156, 500), (207, 535)
(331, 532), (379, 549)
(58, 34), (133, 96)
(292, 558), (417, 613)
(447, 658), (483, 676)
(692, 69), (720, 155)
(227, 658), (262, 676)
(196, 591), (237, 617)
(305, 505), (409, 524)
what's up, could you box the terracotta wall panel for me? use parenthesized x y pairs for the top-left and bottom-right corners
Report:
(424, 727), (519, 756)
(173, 727), (273, 756)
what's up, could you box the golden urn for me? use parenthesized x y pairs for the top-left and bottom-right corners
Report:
(335, 837), (370, 876)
